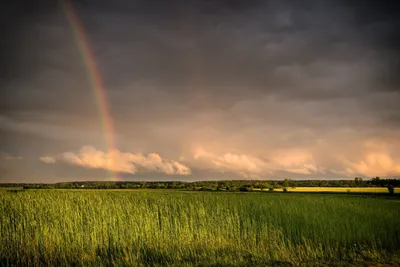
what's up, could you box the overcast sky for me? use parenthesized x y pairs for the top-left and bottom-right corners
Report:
(1, 0), (399, 182)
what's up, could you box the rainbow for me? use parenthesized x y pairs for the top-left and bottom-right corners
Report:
(60, 0), (118, 180)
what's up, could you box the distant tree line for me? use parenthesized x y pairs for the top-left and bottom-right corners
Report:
(0, 177), (398, 191)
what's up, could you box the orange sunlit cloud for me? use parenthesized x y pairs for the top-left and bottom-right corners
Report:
(41, 146), (191, 175)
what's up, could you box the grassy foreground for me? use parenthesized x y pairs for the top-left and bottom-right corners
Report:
(1, 190), (399, 266)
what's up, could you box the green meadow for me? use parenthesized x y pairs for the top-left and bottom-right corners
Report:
(1, 190), (399, 266)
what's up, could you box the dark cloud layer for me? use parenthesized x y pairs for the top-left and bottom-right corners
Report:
(1, 0), (400, 182)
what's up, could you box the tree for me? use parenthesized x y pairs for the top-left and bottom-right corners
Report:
(388, 185), (395, 195)
(283, 179), (289, 188)
(371, 177), (381, 186)
(239, 186), (253, 192)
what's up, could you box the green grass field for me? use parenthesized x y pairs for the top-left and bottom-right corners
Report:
(1, 190), (399, 266)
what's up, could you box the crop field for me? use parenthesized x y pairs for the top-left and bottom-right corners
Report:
(1, 190), (400, 266)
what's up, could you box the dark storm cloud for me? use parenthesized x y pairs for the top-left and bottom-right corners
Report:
(342, 0), (400, 94)
(2, 0), (399, 107)
(1, 0), (400, 181)
(0, 0), (57, 80)
(67, 0), (400, 107)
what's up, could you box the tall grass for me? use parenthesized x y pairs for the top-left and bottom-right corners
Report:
(1, 190), (399, 266)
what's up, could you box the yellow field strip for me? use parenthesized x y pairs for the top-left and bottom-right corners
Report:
(255, 187), (399, 193)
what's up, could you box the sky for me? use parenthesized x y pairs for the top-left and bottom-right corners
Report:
(1, 0), (400, 183)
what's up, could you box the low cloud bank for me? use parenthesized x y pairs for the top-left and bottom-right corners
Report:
(186, 141), (400, 178)
(40, 141), (400, 179)
(189, 147), (319, 178)
(39, 156), (56, 164)
(3, 156), (23, 160)
(1, 151), (23, 161)
(41, 146), (191, 175)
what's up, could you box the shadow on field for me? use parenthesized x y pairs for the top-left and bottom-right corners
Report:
(88, 245), (294, 267)
(179, 189), (400, 200)
(5, 189), (25, 193)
